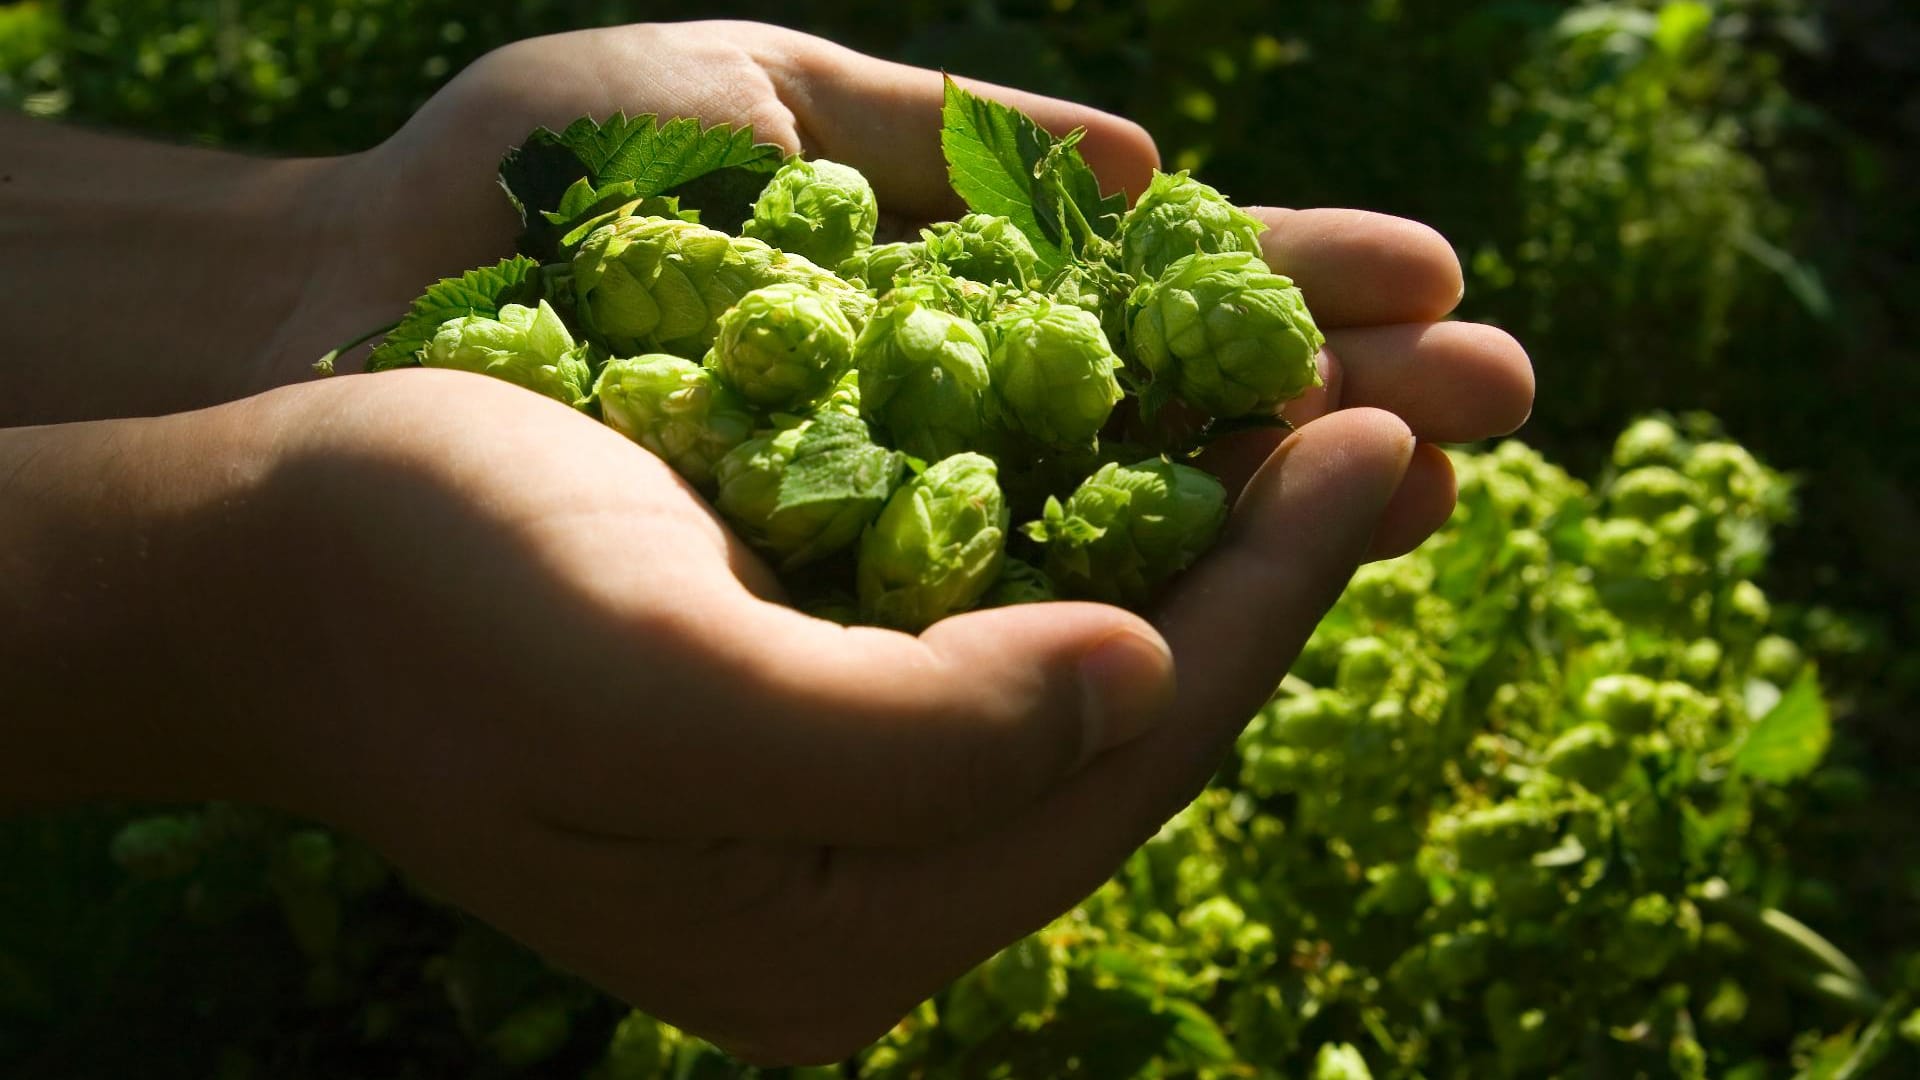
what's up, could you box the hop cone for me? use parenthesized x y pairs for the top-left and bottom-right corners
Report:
(838, 240), (932, 294)
(985, 296), (1124, 451)
(575, 217), (870, 358)
(922, 213), (1039, 287)
(594, 354), (757, 492)
(854, 291), (998, 463)
(422, 300), (592, 407)
(1129, 250), (1324, 418)
(858, 452), (1010, 630)
(1116, 170), (1267, 281)
(982, 557), (1056, 608)
(742, 157), (879, 270)
(707, 283), (857, 411)
(1025, 458), (1228, 608)
(714, 418), (900, 570)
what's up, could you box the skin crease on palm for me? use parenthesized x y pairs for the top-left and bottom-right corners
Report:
(0, 20), (1534, 1066)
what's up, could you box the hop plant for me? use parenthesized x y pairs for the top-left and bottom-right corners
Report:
(984, 296), (1125, 451)
(1116, 169), (1267, 281)
(706, 282), (857, 411)
(922, 213), (1040, 287)
(422, 300), (593, 407)
(1129, 250), (1325, 418)
(1024, 458), (1228, 608)
(593, 354), (757, 493)
(857, 452), (1010, 630)
(714, 417), (903, 570)
(853, 290), (998, 463)
(742, 157), (879, 270)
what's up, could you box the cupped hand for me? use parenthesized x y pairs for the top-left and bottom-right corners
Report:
(220, 18), (1534, 1065)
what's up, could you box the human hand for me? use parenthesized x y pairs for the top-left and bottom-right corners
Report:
(281, 19), (1160, 385)
(3, 18), (1532, 1065)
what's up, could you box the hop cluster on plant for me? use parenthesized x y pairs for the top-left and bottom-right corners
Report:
(359, 83), (1329, 630)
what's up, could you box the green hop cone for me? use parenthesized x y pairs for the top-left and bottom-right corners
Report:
(593, 354), (757, 493)
(1025, 458), (1228, 608)
(838, 240), (932, 294)
(714, 414), (903, 570)
(1116, 169), (1267, 282)
(572, 216), (734, 356)
(984, 296), (1125, 451)
(742, 157), (879, 270)
(422, 300), (593, 407)
(1130, 250), (1325, 418)
(574, 217), (870, 358)
(982, 557), (1056, 607)
(707, 283), (857, 411)
(853, 291), (998, 463)
(857, 452), (1010, 631)
(922, 213), (1040, 287)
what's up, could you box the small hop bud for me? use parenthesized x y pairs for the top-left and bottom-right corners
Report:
(742, 157), (880, 270)
(593, 354), (757, 493)
(857, 452), (1010, 631)
(1129, 250), (1324, 418)
(422, 300), (593, 407)
(707, 283), (858, 411)
(1024, 458), (1228, 608)
(1116, 169), (1267, 282)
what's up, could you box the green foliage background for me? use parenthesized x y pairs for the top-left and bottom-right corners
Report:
(4, 0), (1917, 1076)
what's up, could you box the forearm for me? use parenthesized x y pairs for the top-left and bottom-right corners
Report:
(0, 399), (280, 810)
(0, 113), (346, 425)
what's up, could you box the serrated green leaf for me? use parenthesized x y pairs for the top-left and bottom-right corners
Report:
(940, 78), (1123, 277)
(366, 256), (543, 373)
(1734, 666), (1830, 783)
(774, 411), (904, 514)
(499, 113), (782, 259)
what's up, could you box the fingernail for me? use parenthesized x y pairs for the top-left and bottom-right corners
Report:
(1077, 629), (1176, 767)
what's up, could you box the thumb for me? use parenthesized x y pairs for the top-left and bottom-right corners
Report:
(589, 595), (1176, 847)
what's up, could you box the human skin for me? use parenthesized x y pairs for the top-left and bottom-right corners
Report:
(0, 20), (1533, 1065)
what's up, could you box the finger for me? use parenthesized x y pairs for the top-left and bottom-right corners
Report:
(1288, 322), (1534, 441)
(779, 40), (1161, 218)
(1367, 441), (1458, 562)
(537, 592), (1175, 847)
(1248, 208), (1465, 328)
(831, 409), (1414, 972)
(1197, 429), (1458, 561)
(1197, 320), (1530, 491)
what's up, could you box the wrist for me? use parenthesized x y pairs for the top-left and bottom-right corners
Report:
(0, 115), (357, 423)
(0, 393), (292, 811)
